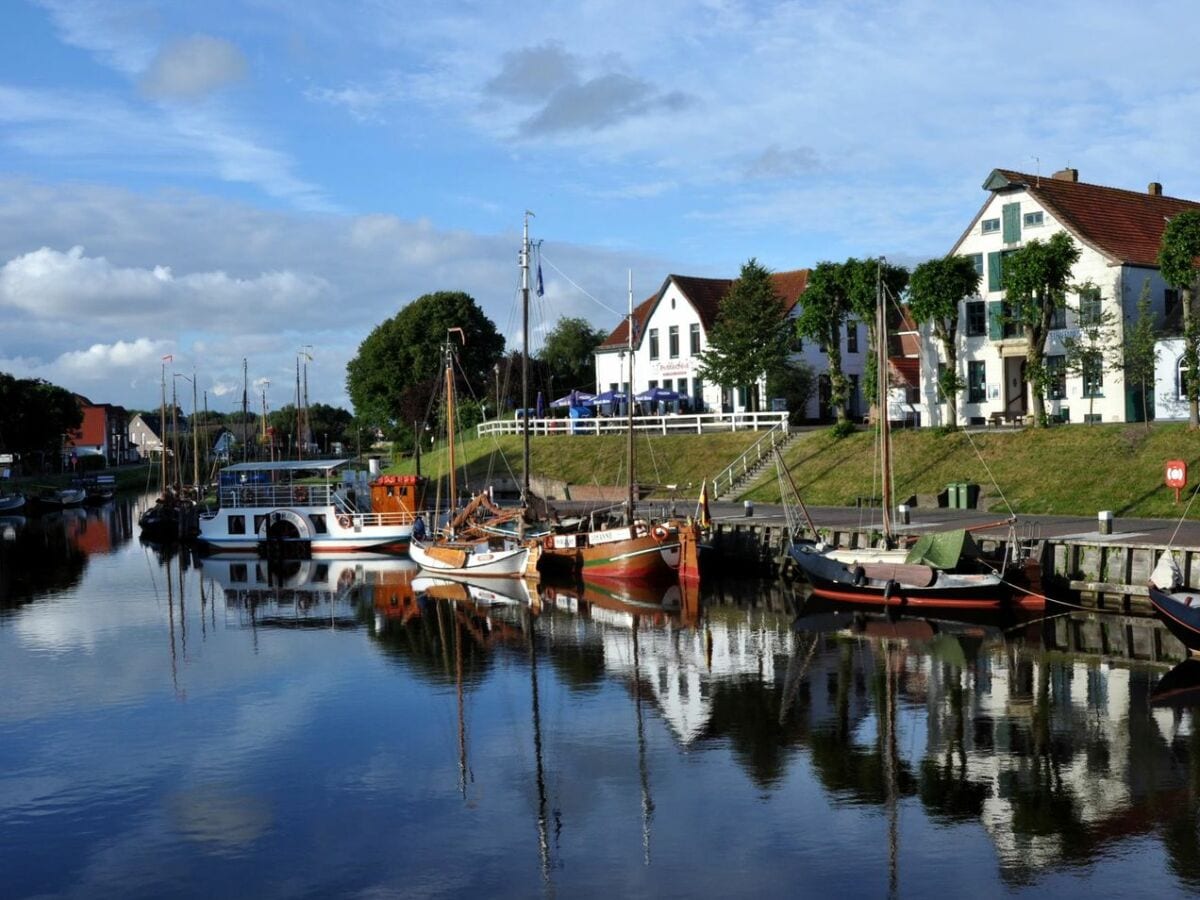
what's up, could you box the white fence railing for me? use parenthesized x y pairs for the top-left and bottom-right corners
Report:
(476, 411), (788, 438)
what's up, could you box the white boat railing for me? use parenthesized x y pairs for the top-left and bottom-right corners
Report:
(220, 484), (337, 509)
(476, 411), (788, 438)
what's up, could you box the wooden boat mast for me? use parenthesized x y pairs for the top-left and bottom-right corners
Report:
(521, 211), (533, 504)
(877, 258), (893, 542)
(446, 327), (466, 529)
(159, 359), (168, 494)
(626, 270), (636, 524)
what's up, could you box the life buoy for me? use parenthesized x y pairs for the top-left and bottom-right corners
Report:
(652, 524), (669, 542)
(337, 514), (352, 529)
(294, 486), (308, 503)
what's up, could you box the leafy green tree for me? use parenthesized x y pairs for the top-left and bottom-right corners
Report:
(1159, 210), (1200, 429)
(538, 316), (604, 395)
(794, 261), (853, 423)
(1060, 282), (1122, 425)
(766, 360), (816, 424)
(908, 255), (980, 429)
(1000, 232), (1081, 427)
(696, 258), (793, 412)
(1122, 279), (1158, 430)
(346, 291), (505, 438)
(845, 258), (910, 409)
(0, 373), (83, 471)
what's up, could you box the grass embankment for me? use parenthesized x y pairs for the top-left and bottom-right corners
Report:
(392, 423), (1200, 518)
(8, 464), (154, 492)
(390, 432), (763, 494)
(742, 422), (1200, 518)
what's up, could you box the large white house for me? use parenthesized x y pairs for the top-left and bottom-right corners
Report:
(921, 167), (1200, 426)
(593, 270), (869, 420)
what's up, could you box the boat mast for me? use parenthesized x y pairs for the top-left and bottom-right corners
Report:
(877, 258), (893, 541)
(520, 211), (534, 503)
(171, 377), (180, 491)
(626, 270), (635, 524)
(191, 371), (199, 492)
(159, 360), (167, 494)
(446, 328), (465, 519)
(241, 358), (249, 463)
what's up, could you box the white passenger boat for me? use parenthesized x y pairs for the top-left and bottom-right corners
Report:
(197, 460), (426, 554)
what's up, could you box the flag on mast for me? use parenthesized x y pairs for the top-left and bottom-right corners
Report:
(697, 479), (712, 529)
(536, 262), (544, 297)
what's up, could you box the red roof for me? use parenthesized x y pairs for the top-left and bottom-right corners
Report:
(597, 269), (811, 350)
(982, 169), (1200, 267)
(889, 357), (920, 388)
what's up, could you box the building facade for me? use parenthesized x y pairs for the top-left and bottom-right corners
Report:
(67, 397), (131, 466)
(922, 168), (1199, 426)
(593, 270), (868, 420)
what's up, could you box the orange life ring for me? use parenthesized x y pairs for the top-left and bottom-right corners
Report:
(652, 524), (669, 542)
(337, 514), (352, 529)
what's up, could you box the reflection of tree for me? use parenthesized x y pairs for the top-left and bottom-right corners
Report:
(705, 676), (809, 789)
(0, 517), (88, 609)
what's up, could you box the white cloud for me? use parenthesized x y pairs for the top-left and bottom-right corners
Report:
(139, 34), (249, 100)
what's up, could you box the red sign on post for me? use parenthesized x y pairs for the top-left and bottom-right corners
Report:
(1167, 459), (1188, 503)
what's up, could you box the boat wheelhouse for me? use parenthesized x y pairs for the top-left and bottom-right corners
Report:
(197, 459), (425, 554)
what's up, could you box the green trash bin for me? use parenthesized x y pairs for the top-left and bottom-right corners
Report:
(945, 482), (960, 509)
(963, 483), (980, 509)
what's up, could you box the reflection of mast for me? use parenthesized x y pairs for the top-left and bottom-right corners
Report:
(632, 617), (654, 866)
(165, 553), (179, 694)
(883, 641), (899, 900)
(779, 631), (819, 726)
(526, 608), (552, 883)
(454, 612), (470, 799)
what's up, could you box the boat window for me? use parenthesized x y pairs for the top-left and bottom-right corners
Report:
(314, 563), (330, 582)
(228, 515), (246, 535)
(253, 514), (267, 534)
(310, 514), (328, 534)
(230, 563), (248, 583)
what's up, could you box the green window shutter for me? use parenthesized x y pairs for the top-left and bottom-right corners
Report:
(987, 252), (1002, 292)
(988, 301), (1004, 340)
(1002, 202), (1021, 243)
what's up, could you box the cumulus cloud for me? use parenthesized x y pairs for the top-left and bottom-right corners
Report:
(138, 35), (248, 100)
(486, 42), (579, 103)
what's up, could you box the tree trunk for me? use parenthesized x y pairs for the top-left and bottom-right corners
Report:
(1026, 335), (1046, 427)
(827, 331), (847, 424)
(940, 331), (958, 430)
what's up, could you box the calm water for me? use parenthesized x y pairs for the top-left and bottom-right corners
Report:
(3, 496), (1200, 898)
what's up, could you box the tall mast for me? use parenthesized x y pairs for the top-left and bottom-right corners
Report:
(877, 258), (893, 541)
(171, 378), (180, 491)
(520, 211), (534, 503)
(191, 371), (199, 492)
(446, 336), (457, 515)
(626, 270), (635, 523)
(295, 355), (302, 461)
(241, 358), (248, 462)
(159, 360), (167, 493)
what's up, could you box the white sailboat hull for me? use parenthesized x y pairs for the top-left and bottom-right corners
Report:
(409, 538), (530, 577)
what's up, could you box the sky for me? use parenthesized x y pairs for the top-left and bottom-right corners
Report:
(1, 0), (1199, 413)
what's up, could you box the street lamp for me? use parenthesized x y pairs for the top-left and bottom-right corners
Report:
(494, 362), (501, 421)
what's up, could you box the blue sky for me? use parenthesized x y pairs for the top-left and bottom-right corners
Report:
(1, 0), (1198, 411)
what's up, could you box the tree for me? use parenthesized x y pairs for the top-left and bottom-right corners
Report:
(1159, 210), (1200, 429)
(696, 258), (793, 412)
(908, 255), (980, 429)
(0, 373), (83, 471)
(766, 360), (816, 424)
(1060, 282), (1122, 425)
(346, 291), (506, 438)
(845, 258), (909, 418)
(538, 316), (604, 395)
(1000, 232), (1081, 427)
(1122, 279), (1158, 430)
(794, 261), (853, 423)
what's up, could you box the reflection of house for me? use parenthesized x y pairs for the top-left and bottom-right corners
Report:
(67, 396), (131, 466)
(925, 167), (1200, 426)
(593, 270), (868, 420)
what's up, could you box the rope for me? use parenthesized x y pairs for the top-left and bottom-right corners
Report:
(539, 253), (626, 318)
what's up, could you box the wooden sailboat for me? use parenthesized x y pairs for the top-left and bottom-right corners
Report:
(536, 273), (691, 582)
(409, 331), (531, 578)
(786, 260), (1038, 610)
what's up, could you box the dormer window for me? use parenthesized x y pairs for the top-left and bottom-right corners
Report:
(981, 218), (1000, 234)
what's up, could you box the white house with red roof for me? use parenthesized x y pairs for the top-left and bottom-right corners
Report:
(921, 167), (1200, 427)
(593, 269), (869, 420)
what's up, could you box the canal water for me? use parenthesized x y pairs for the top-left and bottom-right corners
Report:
(3, 495), (1200, 898)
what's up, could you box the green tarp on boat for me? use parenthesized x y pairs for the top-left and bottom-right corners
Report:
(904, 529), (979, 570)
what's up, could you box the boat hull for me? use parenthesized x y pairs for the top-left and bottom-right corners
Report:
(789, 542), (1010, 611)
(1149, 584), (1200, 653)
(540, 524), (681, 581)
(409, 538), (530, 577)
(198, 505), (414, 553)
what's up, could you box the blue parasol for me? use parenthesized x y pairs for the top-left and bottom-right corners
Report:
(635, 387), (680, 402)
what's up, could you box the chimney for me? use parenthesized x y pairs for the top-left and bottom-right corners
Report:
(1149, 182), (1163, 196)
(1052, 167), (1079, 183)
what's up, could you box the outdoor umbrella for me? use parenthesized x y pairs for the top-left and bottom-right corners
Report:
(593, 389), (627, 404)
(551, 390), (597, 408)
(634, 387), (680, 402)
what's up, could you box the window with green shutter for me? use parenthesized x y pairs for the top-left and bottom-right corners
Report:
(988, 301), (1004, 340)
(1002, 202), (1021, 243)
(987, 252), (1002, 292)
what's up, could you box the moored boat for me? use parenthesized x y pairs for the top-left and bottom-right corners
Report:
(0, 491), (25, 512)
(197, 460), (424, 554)
(31, 485), (87, 509)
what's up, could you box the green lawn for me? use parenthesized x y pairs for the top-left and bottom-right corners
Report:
(388, 422), (1200, 518)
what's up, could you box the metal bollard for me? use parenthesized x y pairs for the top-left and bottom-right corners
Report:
(1098, 510), (1113, 535)
(744, 500), (754, 517)
(897, 504), (910, 525)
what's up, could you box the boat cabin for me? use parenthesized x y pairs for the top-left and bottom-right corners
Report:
(370, 474), (427, 516)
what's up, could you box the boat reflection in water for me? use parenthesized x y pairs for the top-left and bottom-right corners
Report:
(200, 553), (419, 629)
